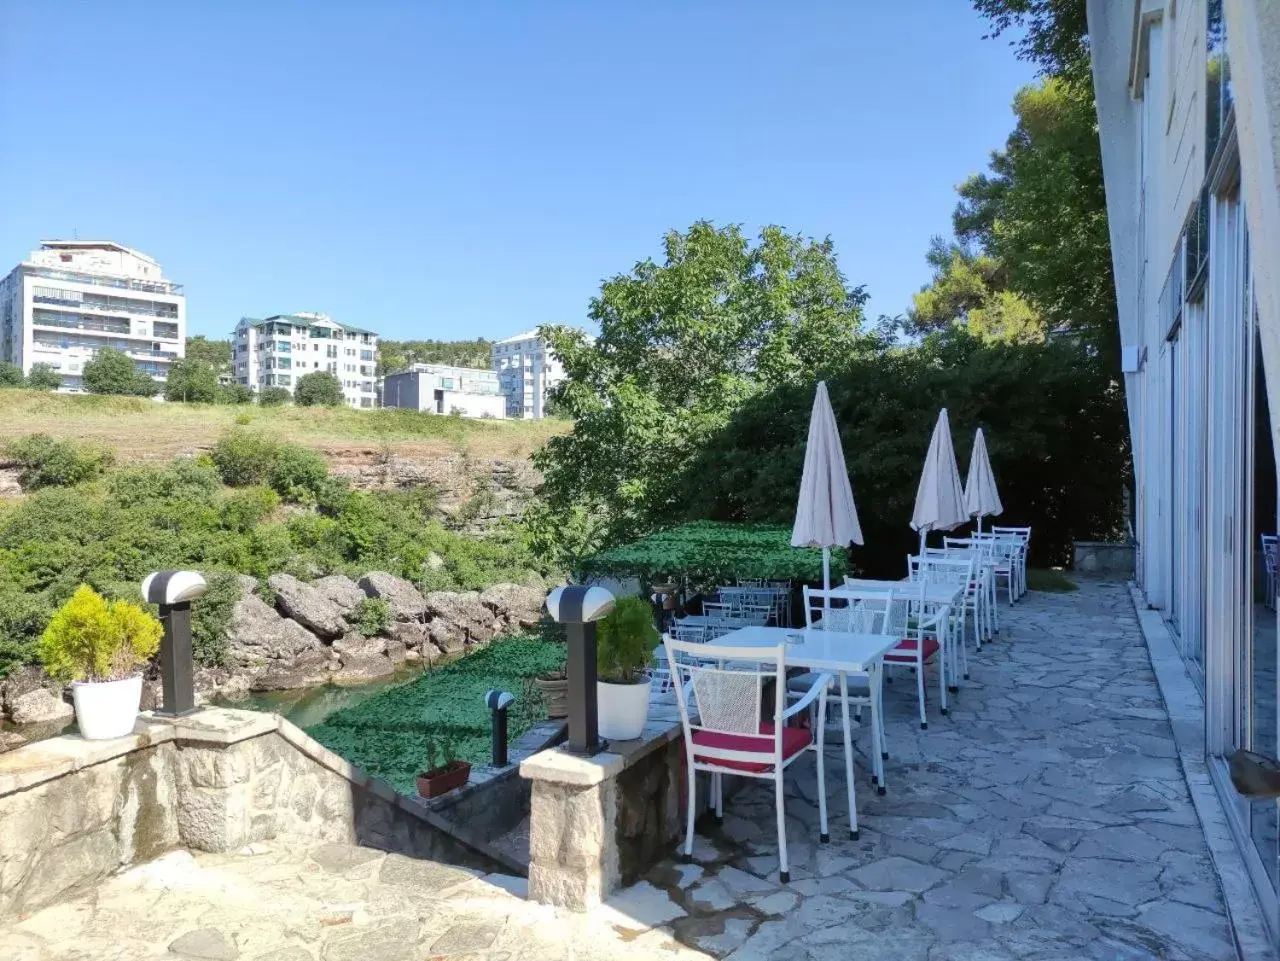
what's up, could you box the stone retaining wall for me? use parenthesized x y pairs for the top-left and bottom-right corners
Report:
(1073, 540), (1137, 577)
(0, 708), (513, 920)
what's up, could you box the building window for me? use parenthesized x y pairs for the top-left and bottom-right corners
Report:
(1207, 0), (1232, 165)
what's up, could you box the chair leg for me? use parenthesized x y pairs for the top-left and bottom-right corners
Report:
(917, 660), (927, 730)
(684, 760), (697, 857)
(714, 773), (723, 823)
(775, 775), (790, 884)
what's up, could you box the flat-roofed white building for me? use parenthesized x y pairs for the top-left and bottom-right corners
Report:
(0, 240), (186, 392)
(491, 329), (569, 419)
(382, 363), (505, 418)
(233, 312), (378, 408)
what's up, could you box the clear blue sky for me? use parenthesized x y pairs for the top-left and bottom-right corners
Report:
(0, 2), (1034, 342)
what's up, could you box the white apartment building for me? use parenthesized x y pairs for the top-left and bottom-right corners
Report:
(382, 363), (505, 418)
(0, 240), (185, 392)
(492, 329), (568, 419)
(1090, 0), (1280, 940)
(233, 312), (378, 408)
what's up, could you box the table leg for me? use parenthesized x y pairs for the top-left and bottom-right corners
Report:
(939, 604), (949, 716)
(872, 662), (886, 795)
(839, 672), (858, 840)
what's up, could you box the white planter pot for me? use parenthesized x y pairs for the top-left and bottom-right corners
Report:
(71, 675), (143, 741)
(597, 677), (652, 741)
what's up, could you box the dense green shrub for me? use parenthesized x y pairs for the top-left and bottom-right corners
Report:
(221, 383), (255, 405)
(258, 387), (291, 407)
(5, 434), (115, 489)
(351, 597), (391, 637)
(39, 585), (162, 683)
(164, 358), (220, 403)
(24, 364), (62, 391)
(294, 372), (345, 407)
(189, 571), (243, 667)
(268, 444), (329, 503)
(211, 430), (281, 487)
(218, 487), (281, 532)
(596, 596), (658, 683)
(82, 347), (159, 397)
(0, 362), (23, 387)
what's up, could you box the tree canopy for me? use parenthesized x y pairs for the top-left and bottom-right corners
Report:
(378, 338), (493, 375)
(82, 349), (159, 397)
(184, 336), (232, 373)
(534, 222), (868, 554)
(294, 371), (346, 407)
(164, 357), (221, 403)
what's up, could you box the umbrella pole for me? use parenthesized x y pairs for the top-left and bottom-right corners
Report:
(919, 528), (927, 557)
(823, 547), (831, 610)
(976, 515), (983, 534)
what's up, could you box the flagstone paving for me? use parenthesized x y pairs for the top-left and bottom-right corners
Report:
(648, 578), (1241, 960)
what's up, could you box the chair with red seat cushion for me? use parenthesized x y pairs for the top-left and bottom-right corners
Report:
(664, 636), (832, 884)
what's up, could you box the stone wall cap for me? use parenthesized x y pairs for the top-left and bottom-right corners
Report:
(0, 720), (175, 797)
(145, 707), (280, 745)
(520, 746), (627, 785)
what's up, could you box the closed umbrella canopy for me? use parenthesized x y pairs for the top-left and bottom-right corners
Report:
(792, 381), (862, 594)
(911, 407), (967, 551)
(964, 427), (1003, 531)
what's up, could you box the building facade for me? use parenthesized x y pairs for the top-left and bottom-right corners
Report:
(234, 312), (378, 408)
(1089, 0), (1280, 939)
(0, 240), (185, 392)
(492, 329), (567, 419)
(382, 363), (505, 418)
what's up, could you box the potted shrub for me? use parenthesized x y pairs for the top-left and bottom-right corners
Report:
(596, 595), (660, 741)
(416, 737), (471, 799)
(39, 585), (163, 741)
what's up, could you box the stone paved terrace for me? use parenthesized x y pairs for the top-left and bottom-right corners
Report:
(653, 578), (1242, 960)
(0, 579), (1254, 960)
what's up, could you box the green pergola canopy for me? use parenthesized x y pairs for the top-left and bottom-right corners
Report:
(579, 521), (847, 583)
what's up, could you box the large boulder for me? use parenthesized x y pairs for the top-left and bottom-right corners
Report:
(332, 653), (394, 686)
(226, 594), (322, 666)
(359, 572), (428, 621)
(389, 621), (441, 663)
(251, 651), (332, 692)
(311, 574), (366, 614)
(332, 633), (387, 658)
(427, 618), (466, 655)
(425, 591), (500, 646)
(268, 574), (348, 639)
(1, 667), (73, 726)
(479, 582), (546, 630)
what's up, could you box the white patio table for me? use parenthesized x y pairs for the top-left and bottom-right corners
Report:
(830, 579), (966, 700)
(715, 624), (902, 836)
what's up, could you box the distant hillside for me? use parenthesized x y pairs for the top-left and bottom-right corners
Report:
(0, 389), (566, 464)
(378, 338), (493, 374)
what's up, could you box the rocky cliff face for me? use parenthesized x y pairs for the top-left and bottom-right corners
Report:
(0, 571), (552, 736)
(326, 451), (541, 533)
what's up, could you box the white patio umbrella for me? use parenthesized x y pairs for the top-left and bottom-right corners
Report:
(792, 381), (863, 601)
(911, 408), (968, 554)
(964, 427), (1003, 533)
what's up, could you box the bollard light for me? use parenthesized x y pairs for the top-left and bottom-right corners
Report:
(486, 689), (515, 767)
(545, 585), (615, 757)
(142, 570), (208, 718)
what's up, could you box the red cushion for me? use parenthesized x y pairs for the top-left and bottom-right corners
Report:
(884, 636), (941, 662)
(691, 723), (811, 773)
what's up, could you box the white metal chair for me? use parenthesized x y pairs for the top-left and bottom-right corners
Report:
(1263, 535), (1278, 610)
(859, 578), (942, 729)
(925, 545), (990, 647)
(972, 533), (1019, 605)
(664, 636), (831, 883)
(992, 526), (1031, 598)
(912, 553), (976, 685)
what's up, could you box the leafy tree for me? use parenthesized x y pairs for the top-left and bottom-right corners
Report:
(294, 371), (345, 407)
(258, 386), (291, 407)
(536, 222), (869, 554)
(24, 364), (62, 391)
(972, 0), (1090, 77)
(83, 348), (158, 396)
(184, 335), (233, 373)
(378, 338), (493, 375)
(220, 382), (255, 405)
(911, 239), (1044, 343)
(0, 362), (23, 387)
(164, 357), (221, 403)
(953, 75), (1116, 365)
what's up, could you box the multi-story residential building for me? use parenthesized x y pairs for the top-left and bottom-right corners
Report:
(382, 363), (505, 418)
(0, 240), (185, 392)
(233, 312), (378, 408)
(491, 329), (568, 419)
(1090, 0), (1280, 940)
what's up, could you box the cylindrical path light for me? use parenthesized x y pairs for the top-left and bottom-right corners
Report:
(142, 570), (208, 718)
(545, 585), (615, 757)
